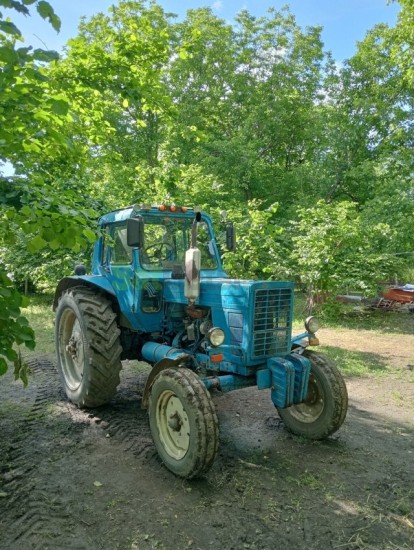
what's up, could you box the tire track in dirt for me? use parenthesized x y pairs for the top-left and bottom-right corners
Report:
(83, 376), (158, 463)
(1, 357), (77, 549)
(58, 361), (158, 464)
(1, 358), (158, 549)
(43, 359), (156, 460)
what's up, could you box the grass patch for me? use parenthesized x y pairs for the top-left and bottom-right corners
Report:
(287, 471), (324, 490)
(292, 291), (414, 335)
(319, 346), (390, 377)
(125, 360), (152, 374)
(323, 308), (414, 335)
(21, 294), (55, 357)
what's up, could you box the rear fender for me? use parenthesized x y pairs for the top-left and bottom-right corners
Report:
(53, 276), (116, 311)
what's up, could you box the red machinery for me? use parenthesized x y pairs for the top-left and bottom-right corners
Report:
(376, 285), (414, 311)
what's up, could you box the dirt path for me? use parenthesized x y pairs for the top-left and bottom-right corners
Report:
(0, 327), (413, 550)
(320, 326), (414, 424)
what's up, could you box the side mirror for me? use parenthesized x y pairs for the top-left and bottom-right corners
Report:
(127, 216), (144, 248)
(185, 247), (201, 304)
(226, 223), (236, 251)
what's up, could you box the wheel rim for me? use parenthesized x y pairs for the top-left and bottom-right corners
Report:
(58, 308), (85, 391)
(155, 390), (190, 460)
(287, 373), (324, 423)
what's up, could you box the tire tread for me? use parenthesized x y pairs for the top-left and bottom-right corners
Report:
(55, 286), (122, 408)
(277, 350), (348, 439)
(149, 368), (219, 479)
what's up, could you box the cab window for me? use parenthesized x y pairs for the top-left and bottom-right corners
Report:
(140, 216), (218, 271)
(110, 224), (133, 265)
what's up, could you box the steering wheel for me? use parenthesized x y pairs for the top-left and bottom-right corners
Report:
(144, 243), (174, 264)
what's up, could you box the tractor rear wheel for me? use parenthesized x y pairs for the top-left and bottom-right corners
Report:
(149, 368), (219, 478)
(55, 286), (122, 408)
(277, 350), (348, 439)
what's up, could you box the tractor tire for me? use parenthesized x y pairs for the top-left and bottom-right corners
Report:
(55, 286), (122, 408)
(149, 368), (219, 479)
(277, 350), (348, 439)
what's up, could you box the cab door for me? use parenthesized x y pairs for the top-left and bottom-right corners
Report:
(101, 222), (163, 332)
(100, 222), (137, 325)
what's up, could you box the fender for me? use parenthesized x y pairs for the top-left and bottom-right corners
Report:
(53, 275), (116, 311)
(141, 355), (191, 410)
(291, 330), (320, 349)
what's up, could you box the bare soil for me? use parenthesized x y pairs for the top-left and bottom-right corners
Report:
(0, 326), (413, 550)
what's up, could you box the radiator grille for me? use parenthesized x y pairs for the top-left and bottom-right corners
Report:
(252, 288), (292, 358)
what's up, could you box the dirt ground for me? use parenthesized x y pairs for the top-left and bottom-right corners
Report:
(0, 326), (413, 550)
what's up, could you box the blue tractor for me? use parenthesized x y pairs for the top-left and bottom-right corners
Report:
(54, 203), (348, 478)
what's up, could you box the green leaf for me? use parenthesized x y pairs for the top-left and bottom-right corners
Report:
(36, 0), (51, 17)
(20, 365), (29, 386)
(22, 139), (42, 153)
(0, 287), (12, 297)
(20, 205), (32, 216)
(0, 20), (22, 36)
(49, 13), (60, 32)
(49, 239), (60, 250)
(14, 355), (30, 387)
(0, 357), (7, 376)
(32, 48), (59, 62)
(24, 339), (35, 351)
(50, 99), (69, 116)
(27, 234), (46, 253)
(17, 312), (30, 323)
(16, 328), (34, 342)
(5, 348), (17, 361)
(82, 228), (96, 243)
(36, 1), (61, 32)
(20, 296), (30, 310)
(1, 1), (29, 15)
(0, 45), (19, 63)
(41, 227), (56, 242)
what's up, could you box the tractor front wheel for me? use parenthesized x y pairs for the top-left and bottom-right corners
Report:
(277, 350), (348, 439)
(149, 368), (219, 478)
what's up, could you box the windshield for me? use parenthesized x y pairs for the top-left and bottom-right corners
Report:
(141, 216), (218, 271)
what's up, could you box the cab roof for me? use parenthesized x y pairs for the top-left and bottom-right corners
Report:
(98, 204), (199, 225)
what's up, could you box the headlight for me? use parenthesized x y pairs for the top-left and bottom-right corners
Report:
(207, 327), (225, 347)
(305, 316), (320, 333)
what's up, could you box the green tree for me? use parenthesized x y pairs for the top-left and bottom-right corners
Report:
(290, 201), (398, 312)
(0, 1), (97, 382)
(52, 0), (176, 209)
(167, 7), (327, 211)
(313, 11), (413, 288)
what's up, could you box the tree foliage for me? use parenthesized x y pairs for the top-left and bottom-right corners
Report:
(0, 1), (97, 381)
(290, 201), (399, 312)
(1, 0), (413, 381)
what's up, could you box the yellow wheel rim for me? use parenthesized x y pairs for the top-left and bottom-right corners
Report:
(156, 390), (190, 460)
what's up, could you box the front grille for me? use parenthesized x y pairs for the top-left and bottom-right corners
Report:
(252, 288), (292, 358)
